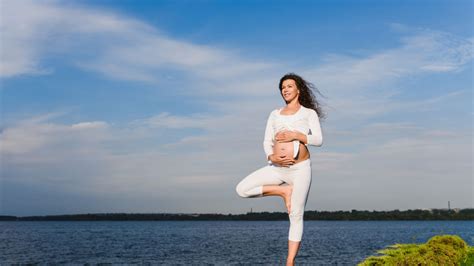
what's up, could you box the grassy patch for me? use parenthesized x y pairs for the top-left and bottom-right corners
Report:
(461, 246), (474, 266)
(358, 235), (473, 265)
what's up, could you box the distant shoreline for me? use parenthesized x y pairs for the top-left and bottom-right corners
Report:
(1, 208), (473, 221)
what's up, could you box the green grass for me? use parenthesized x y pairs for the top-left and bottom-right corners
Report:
(461, 246), (474, 266)
(358, 235), (473, 265)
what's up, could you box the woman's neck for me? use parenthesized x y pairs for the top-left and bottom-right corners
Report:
(286, 100), (301, 110)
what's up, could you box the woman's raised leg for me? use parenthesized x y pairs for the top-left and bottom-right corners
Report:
(236, 165), (284, 198)
(236, 164), (294, 213)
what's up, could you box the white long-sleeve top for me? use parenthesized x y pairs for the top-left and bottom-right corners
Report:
(263, 105), (323, 160)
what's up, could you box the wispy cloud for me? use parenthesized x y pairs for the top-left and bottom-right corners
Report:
(298, 25), (473, 123)
(0, 0), (275, 83)
(0, 114), (109, 155)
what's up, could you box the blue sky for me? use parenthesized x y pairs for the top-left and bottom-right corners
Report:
(1, 0), (472, 216)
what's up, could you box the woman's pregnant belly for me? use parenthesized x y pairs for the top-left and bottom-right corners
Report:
(272, 140), (294, 158)
(272, 141), (310, 163)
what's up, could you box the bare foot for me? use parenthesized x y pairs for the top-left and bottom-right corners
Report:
(282, 185), (293, 213)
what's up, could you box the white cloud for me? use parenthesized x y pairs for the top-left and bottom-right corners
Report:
(0, 0), (275, 83)
(298, 27), (473, 125)
(71, 121), (108, 130)
(0, 114), (109, 155)
(132, 112), (216, 129)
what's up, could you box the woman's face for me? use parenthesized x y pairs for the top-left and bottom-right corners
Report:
(281, 79), (299, 103)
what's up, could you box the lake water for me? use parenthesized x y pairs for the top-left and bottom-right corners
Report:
(1, 220), (473, 265)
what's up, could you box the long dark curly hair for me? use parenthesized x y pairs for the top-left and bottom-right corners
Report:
(279, 73), (327, 121)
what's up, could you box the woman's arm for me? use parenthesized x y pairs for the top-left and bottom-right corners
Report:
(263, 111), (275, 161)
(293, 110), (323, 146)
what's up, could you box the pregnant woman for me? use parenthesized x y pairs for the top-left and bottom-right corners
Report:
(236, 73), (326, 266)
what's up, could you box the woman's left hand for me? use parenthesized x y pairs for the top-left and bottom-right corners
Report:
(275, 130), (297, 143)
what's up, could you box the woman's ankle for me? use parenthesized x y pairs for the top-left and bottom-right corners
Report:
(286, 257), (295, 265)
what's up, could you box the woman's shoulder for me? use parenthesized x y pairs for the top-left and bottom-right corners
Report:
(301, 105), (318, 117)
(269, 107), (281, 116)
(300, 105), (311, 113)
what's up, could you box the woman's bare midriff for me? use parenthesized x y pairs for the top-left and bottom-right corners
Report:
(272, 140), (310, 165)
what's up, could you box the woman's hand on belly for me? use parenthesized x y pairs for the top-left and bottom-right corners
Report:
(274, 130), (297, 143)
(269, 154), (295, 168)
(271, 136), (295, 167)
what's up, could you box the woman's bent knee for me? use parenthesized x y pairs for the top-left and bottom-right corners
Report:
(236, 182), (262, 198)
(236, 182), (251, 198)
(236, 183), (247, 198)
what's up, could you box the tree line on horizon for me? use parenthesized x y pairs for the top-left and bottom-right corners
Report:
(1, 208), (473, 221)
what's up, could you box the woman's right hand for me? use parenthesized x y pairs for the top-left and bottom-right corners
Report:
(269, 154), (295, 167)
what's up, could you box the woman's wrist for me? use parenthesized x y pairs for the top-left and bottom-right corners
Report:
(292, 131), (304, 143)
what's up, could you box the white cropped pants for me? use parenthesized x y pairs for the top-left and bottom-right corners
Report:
(235, 159), (312, 242)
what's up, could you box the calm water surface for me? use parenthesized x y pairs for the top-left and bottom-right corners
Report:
(1, 220), (473, 265)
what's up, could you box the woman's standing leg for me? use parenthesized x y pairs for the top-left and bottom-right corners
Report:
(285, 160), (312, 265)
(236, 161), (311, 266)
